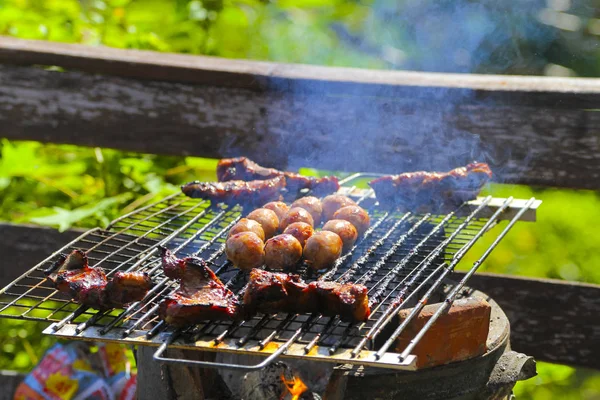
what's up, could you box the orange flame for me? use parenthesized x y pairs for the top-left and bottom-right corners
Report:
(280, 373), (309, 400)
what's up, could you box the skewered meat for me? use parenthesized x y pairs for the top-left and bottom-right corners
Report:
(243, 269), (370, 322)
(321, 194), (357, 221)
(104, 272), (153, 308)
(46, 250), (152, 310)
(322, 219), (358, 251)
(217, 157), (340, 196)
(264, 234), (303, 270)
(283, 222), (314, 247)
(247, 208), (279, 239)
(308, 281), (370, 322)
(291, 196), (323, 226)
(262, 201), (290, 221)
(160, 246), (186, 280)
(279, 207), (314, 231)
(158, 250), (240, 326)
(368, 162), (492, 210)
(181, 176), (285, 206)
(333, 205), (370, 236)
(303, 231), (343, 271)
(225, 232), (265, 270)
(228, 218), (265, 241)
(242, 269), (312, 316)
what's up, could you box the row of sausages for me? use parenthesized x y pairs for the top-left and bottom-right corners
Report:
(225, 194), (370, 271)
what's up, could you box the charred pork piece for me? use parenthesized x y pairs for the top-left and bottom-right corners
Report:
(160, 246), (186, 280)
(242, 269), (311, 316)
(308, 281), (370, 323)
(242, 269), (370, 323)
(46, 250), (152, 310)
(159, 250), (240, 326)
(369, 162), (492, 211)
(181, 176), (285, 206)
(217, 157), (340, 197)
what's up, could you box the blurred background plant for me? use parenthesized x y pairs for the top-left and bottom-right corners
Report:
(0, 0), (599, 398)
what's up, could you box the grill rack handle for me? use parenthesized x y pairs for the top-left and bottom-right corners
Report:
(153, 332), (290, 370)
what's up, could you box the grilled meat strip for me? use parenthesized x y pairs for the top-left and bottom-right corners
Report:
(242, 269), (311, 315)
(181, 176), (286, 206)
(217, 157), (340, 196)
(369, 162), (492, 211)
(46, 250), (152, 310)
(158, 249), (240, 326)
(243, 269), (370, 323)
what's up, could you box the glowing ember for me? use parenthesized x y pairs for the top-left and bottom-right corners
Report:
(280, 373), (309, 400)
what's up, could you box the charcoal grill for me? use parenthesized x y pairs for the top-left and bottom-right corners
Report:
(0, 173), (540, 372)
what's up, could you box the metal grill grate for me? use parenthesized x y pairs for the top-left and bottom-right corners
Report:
(0, 174), (540, 370)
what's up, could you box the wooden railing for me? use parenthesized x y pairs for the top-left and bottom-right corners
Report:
(0, 36), (598, 370)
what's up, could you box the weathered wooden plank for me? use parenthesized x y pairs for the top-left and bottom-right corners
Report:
(1, 36), (600, 104)
(0, 224), (598, 369)
(455, 271), (600, 370)
(0, 61), (599, 189)
(0, 224), (83, 285)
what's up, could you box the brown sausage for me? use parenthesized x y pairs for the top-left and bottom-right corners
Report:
(263, 201), (290, 221)
(283, 222), (314, 247)
(225, 232), (265, 270)
(291, 196), (323, 226)
(321, 195), (357, 221)
(264, 234), (303, 270)
(303, 231), (343, 271)
(247, 208), (279, 239)
(332, 205), (370, 236)
(322, 219), (358, 251)
(228, 218), (265, 241)
(279, 207), (314, 231)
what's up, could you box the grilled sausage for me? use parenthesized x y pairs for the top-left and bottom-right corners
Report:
(226, 232), (265, 270)
(247, 208), (279, 239)
(262, 201), (290, 221)
(228, 218), (266, 241)
(283, 222), (314, 247)
(291, 196), (323, 226)
(322, 219), (358, 251)
(264, 234), (303, 270)
(303, 231), (343, 271)
(321, 195), (357, 221)
(279, 207), (314, 231)
(333, 205), (370, 236)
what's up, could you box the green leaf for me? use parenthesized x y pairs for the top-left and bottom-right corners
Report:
(29, 193), (132, 231)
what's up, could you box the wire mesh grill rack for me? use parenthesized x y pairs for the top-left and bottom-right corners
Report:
(0, 173), (541, 371)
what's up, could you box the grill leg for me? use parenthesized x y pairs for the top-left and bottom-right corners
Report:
(136, 347), (231, 400)
(322, 368), (349, 400)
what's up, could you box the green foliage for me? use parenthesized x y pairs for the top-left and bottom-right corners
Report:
(457, 184), (600, 284)
(0, 0), (386, 68)
(0, 140), (217, 230)
(514, 362), (600, 400)
(0, 318), (56, 371)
